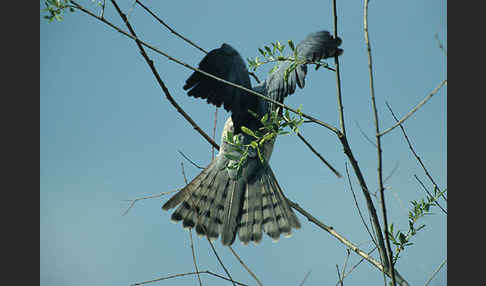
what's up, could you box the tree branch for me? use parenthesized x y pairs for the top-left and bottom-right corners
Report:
(297, 131), (341, 178)
(363, 1), (396, 285)
(130, 270), (248, 286)
(71, 1), (220, 151)
(424, 257), (447, 286)
(287, 199), (408, 285)
(379, 80), (447, 137)
(332, 0), (346, 135)
(70, 0), (340, 135)
(135, 0), (208, 54)
(385, 102), (447, 203)
(229, 246), (263, 286)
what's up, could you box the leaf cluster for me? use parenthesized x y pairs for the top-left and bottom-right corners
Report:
(224, 107), (304, 178)
(247, 40), (332, 81)
(386, 187), (447, 264)
(41, 0), (74, 22)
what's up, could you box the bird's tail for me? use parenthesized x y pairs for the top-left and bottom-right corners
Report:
(162, 156), (300, 246)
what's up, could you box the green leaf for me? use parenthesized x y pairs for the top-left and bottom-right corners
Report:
(398, 232), (407, 244)
(288, 40), (295, 51)
(262, 132), (275, 141)
(241, 126), (257, 138)
(264, 46), (272, 55)
(257, 147), (264, 163)
(271, 42), (277, 54)
(258, 48), (266, 56)
(261, 113), (268, 124)
(276, 41), (285, 53)
(226, 131), (234, 143)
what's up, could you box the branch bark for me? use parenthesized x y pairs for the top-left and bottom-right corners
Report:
(363, 1), (396, 284)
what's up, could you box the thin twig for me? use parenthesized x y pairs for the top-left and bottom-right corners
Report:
(130, 270), (248, 286)
(180, 162), (203, 286)
(136, 1), (263, 88)
(363, 1), (396, 285)
(297, 131), (341, 178)
(385, 102), (446, 203)
(434, 33), (447, 57)
(122, 190), (178, 215)
(336, 264), (344, 286)
(424, 257), (447, 286)
(341, 248), (351, 280)
(383, 162), (400, 185)
(332, 0), (345, 135)
(355, 120), (377, 148)
(414, 175), (447, 215)
(71, 1), (340, 135)
(287, 199), (408, 285)
(135, 0), (208, 54)
(229, 246), (263, 286)
(71, 0), (220, 150)
(338, 246), (377, 284)
(188, 230), (202, 286)
(298, 270), (312, 286)
(379, 80), (447, 136)
(345, 163), (377, 247)
(178, 150), (205, 169)
(206, 238), (236, 286)
(249, 72), (261, 84)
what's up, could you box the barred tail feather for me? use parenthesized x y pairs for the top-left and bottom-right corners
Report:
(250, 176), (264, 244)
(267, 167), (301, 230)
(258, 165), (300, 242)
(221, 180), (245, 245)
(162, 156), (300, 245)
(162, 159), (222, 231)
(198, 169), (229, 240)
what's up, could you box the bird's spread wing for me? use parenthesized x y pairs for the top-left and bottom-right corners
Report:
(265, 30), (343, 110)
(164, 30), (343, 246)
(183, 44), (257, 132)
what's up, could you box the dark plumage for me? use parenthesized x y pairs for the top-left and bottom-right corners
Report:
(163, 30), (343, 245)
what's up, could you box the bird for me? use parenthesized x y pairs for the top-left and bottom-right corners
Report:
(162, 30), (343, 246)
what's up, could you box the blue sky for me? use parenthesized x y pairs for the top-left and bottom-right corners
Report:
(40, 1), (447, 285)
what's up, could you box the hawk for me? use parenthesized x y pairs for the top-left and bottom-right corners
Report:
(163, 30), (343, 245)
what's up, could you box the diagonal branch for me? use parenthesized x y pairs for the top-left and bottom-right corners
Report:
(414, 175), (447, 215)
(71, 0), (220, 151)
(287, 199), (408, 285)
(379, 80), (446, 137)
(70, 0), (340, 135)
(424, 257), (447, 286)
(385, 102), (447, 203)
(345, 163), (377, 247)
(297, 131), (341, 178)
(135, 0), (208, 54)
(130, 270), (248, 286)
(122, 190), (178, 216)
(229, 246), (263, 286)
